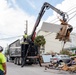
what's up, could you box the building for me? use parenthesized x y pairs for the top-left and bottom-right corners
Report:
(37, 22), (76, 54)
(64, 46), (76, 54)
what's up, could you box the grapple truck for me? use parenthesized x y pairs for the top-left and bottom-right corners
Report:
(9, 2), (70, 67)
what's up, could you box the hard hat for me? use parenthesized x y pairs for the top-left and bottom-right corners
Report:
(0, 46), (3, 51)
(24, 31), (27, 34)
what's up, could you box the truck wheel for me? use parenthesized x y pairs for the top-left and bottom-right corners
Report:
(16, 58), (19, 65)
(19, 57), (22, 65)
(14, 58), (17, 64)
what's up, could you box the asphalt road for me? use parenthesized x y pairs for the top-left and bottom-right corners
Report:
(7, 62), (76, 75)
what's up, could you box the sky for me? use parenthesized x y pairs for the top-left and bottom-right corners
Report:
(0, 0), (76, 49)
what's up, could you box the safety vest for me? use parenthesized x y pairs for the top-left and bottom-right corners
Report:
(23, 34), (28, 38)
(0, 53), (6, 71)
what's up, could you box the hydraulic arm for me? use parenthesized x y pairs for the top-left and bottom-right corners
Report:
(31, 2), (68, 41)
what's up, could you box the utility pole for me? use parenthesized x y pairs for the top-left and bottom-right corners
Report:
(24, 20), (28, 35)
(26, 20), (28, 35)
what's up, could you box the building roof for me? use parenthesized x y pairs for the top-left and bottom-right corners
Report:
(41, 22), (62, 33)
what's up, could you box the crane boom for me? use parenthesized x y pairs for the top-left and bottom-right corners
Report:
(31, 2), (68, 41)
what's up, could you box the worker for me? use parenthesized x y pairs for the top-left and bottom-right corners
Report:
(23, 32), (28, 42)
(0, 46), (7, 75)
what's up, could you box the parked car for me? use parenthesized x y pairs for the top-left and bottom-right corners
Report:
(50, 54), (71, 63)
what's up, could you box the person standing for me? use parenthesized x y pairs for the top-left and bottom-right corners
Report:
(0, 46), (7, 75)
(23, 32), (28, 42)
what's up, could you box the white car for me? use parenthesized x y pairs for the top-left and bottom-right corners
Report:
(51, 54), (71, 63)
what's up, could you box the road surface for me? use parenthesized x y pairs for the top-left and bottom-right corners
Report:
(7, 62), (76, 75)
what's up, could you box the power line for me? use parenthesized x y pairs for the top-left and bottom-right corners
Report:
(52, 11), (76, 23)
(68, 10), (76, 15)
(0, 35), (23, 40)
(68, 13), (76, 21)
(3, 11), (75, 41)
(67, 6), (76, 12)
(50, 6), (76, 23)
(0, 5), (76, 41)
(0, 32), (14, 36)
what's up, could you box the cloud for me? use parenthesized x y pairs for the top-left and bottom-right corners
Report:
(58, 0), (76, 29)
(44, 0), (76, 51)
(0, 0), (76, 48)
(0, 0), (36, 47)
(26, 0), (36, 9)
(0, 0), (36, 35)
(46, 0), (76, 33)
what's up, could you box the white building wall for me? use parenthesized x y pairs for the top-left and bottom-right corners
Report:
(37, 31), (76, 53)
(37, 31), (61, 53)
(44, 32), (62, 53)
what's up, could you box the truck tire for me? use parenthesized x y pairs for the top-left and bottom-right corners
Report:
(16, 58), (20, 65)
(14, 58), (17, 64)
(19, 57), (22, 65)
